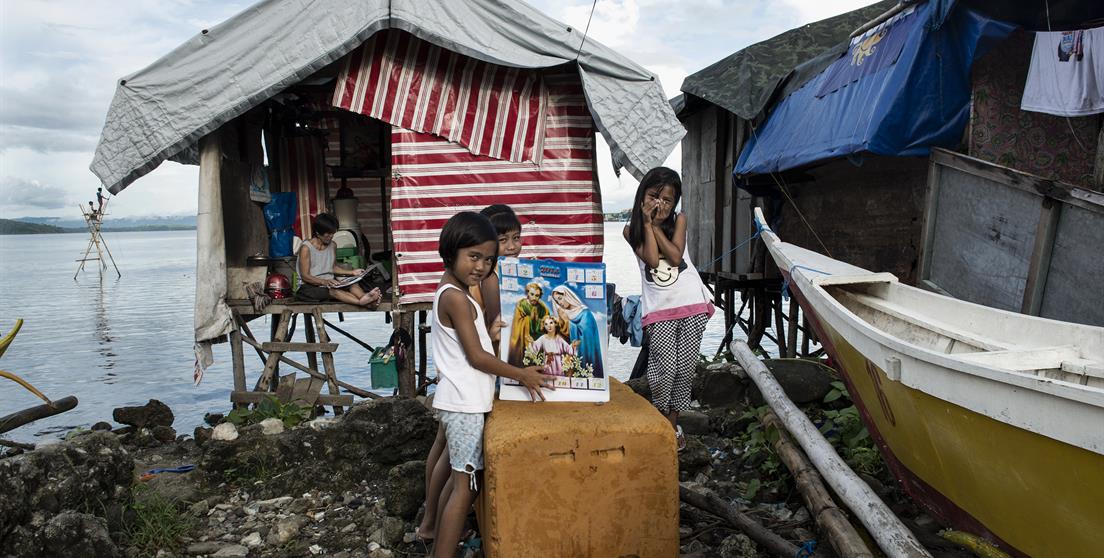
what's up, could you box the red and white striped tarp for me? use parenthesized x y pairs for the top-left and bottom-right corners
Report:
(333, 30), (547, 165)
(389, 72), (603, 304)
(278, 135), (327, 239)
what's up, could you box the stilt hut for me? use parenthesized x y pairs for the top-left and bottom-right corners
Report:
(90, 0), (683, 403)
(677, 0), (1104, 358)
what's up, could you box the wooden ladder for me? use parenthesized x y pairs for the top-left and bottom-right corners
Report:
(231, 309), (353, 412)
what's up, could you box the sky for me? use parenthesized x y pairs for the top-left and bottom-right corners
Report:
(0, 0), (878, 219)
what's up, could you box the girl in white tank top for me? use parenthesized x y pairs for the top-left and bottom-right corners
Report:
(427, 212), (554, 554)
(625, 167), (714, 452)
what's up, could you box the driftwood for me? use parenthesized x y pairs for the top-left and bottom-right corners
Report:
(0, 395), (78, 434)
(679, 484), (799, 557)
(761, 410), (874, 557)
(731, 340), (931, 558)
(0, 438), (35, 450)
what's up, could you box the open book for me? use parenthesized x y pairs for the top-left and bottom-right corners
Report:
(331, 268), (370, 288)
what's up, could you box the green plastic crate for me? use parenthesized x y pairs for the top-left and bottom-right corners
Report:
(370, 346), (398, 389)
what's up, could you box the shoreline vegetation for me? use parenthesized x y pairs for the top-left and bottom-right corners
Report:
(0, 218), (196, 235)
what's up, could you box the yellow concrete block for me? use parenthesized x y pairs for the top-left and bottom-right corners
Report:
(480, 379), (679, 557)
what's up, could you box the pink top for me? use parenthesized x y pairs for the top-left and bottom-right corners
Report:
(529, 335), (575, 376)
(637, 243), (715, 327)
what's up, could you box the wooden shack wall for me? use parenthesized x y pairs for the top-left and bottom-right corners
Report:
(680, 104), (754, 276)
(218, 116), (270, 299)
(776, 156), (928, 285)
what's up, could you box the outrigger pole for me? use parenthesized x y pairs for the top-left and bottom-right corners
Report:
(74, 195), (121, 280)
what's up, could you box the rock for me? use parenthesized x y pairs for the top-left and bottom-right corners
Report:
(384, 460), (425, 519)
(718, 533), (757, 558)
(194, 426), (213, 447)
(212, 545), (249, 557)
(678, 410), (711, 436)
(367, 542), (381, 552)
(678, 438), (712, 475)
(241, 531), (263, 548)
(201, 396), (435, 498)
(258, 418), (284, 436)
(204, 412), (225, 426)
(624, 377), (651, 401)
(747, 359), (837, 405)
(11, 511), (124, 558)
(381, 515), (405, 547)
(692, 368), (746, 408)
(0, 431), (133, 541)
(190, 499), (210, 516)
(211, 423), (239, 441)
(369, 550), (394, 558)
(91, 421), (113, 431)
(256, 495), (292, 511)
(113, 399), (174, 428)
(186, 541), (225, 555)
(403, 532), (417, 544)
(141, 470), (201, 505)
(152, 425), (178, 443)
(308, 544), (323, 555)
(267, 515), (310, 545)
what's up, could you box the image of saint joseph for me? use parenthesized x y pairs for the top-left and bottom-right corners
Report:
(507, 282), (550, 367)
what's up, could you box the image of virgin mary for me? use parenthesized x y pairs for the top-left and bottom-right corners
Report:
(550, 285), (604, 378)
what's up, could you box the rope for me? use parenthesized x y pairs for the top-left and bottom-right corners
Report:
(696, 219), (767, 272)
(795, 540), (817, 558)
(575, 0), (599, 60)
(781, 265), (832, 300)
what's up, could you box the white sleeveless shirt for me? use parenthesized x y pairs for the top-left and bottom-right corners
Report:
(431, 284), (496, 413)
(636, 243), (715, 327)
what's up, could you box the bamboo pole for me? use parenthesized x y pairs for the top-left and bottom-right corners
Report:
(761, 411), (873, 558)
(0, 396), (78, 434)
(730, 340), (931, 558)
(679, 485), (799, 558)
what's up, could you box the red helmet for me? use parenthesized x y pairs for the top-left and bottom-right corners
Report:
(265, 273), (292, 299)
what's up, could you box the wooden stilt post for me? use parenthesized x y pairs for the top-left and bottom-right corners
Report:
(773, 294), (787, 358)
(417, 310), (429, 392)
(312, 308), (344, 415)
(397, 310), (415, 397)
(786, 297), (799, 358)
(801, 315), (811, 357)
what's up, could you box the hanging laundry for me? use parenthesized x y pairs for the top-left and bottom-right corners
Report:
(622, 296), (644, 348)
(1021, 27), (1104, 116)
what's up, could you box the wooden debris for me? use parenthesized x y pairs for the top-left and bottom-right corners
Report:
(679, 484), (800, 557)
(762, 410), (873, 557)
(0, 395), (79, 434)
(731, 340), (931, 558)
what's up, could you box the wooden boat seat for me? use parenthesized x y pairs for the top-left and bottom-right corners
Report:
(835, 290), (1011, 352)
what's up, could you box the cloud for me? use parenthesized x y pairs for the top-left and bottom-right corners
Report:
(0, 176), (71, 210)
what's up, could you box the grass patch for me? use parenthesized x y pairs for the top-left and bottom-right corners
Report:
(123, 484), (194, 554)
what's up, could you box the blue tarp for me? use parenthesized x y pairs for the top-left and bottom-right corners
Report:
(734, 1), (1015, 176)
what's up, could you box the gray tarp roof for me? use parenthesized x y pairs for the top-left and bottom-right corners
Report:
(91, 0), (685, 194)
(679, 0), (895, 121)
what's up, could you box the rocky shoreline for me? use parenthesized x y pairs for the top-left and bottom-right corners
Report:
(1, 362), (974, 558)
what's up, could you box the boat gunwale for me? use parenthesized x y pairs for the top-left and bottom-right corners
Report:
(753, 209), (1104, 454)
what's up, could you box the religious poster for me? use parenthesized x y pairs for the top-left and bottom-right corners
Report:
(498, 257), (609, 402)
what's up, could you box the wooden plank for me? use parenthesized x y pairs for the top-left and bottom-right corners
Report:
(931, 147), (1104, 214)
(918, 156), (942, 287)
(239, 334), (379, 399)
(290, 376), (326, 406)
(231, 391), (352, 406)
(260, 342), (338, 353)
(227, 300), (395, 315)
(257, 310), (292, 392)
(302, 313), (320, 375)
(313, 308), (344, 414)
(1021, 197), (1061, 315)
(276, 372), (296, 402)
(230, 329), (246, 393)
(397, 311), (416, 397)
(712, 107), (727, 274)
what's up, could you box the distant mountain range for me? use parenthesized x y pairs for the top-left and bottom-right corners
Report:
(0, 215), (197, 235)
